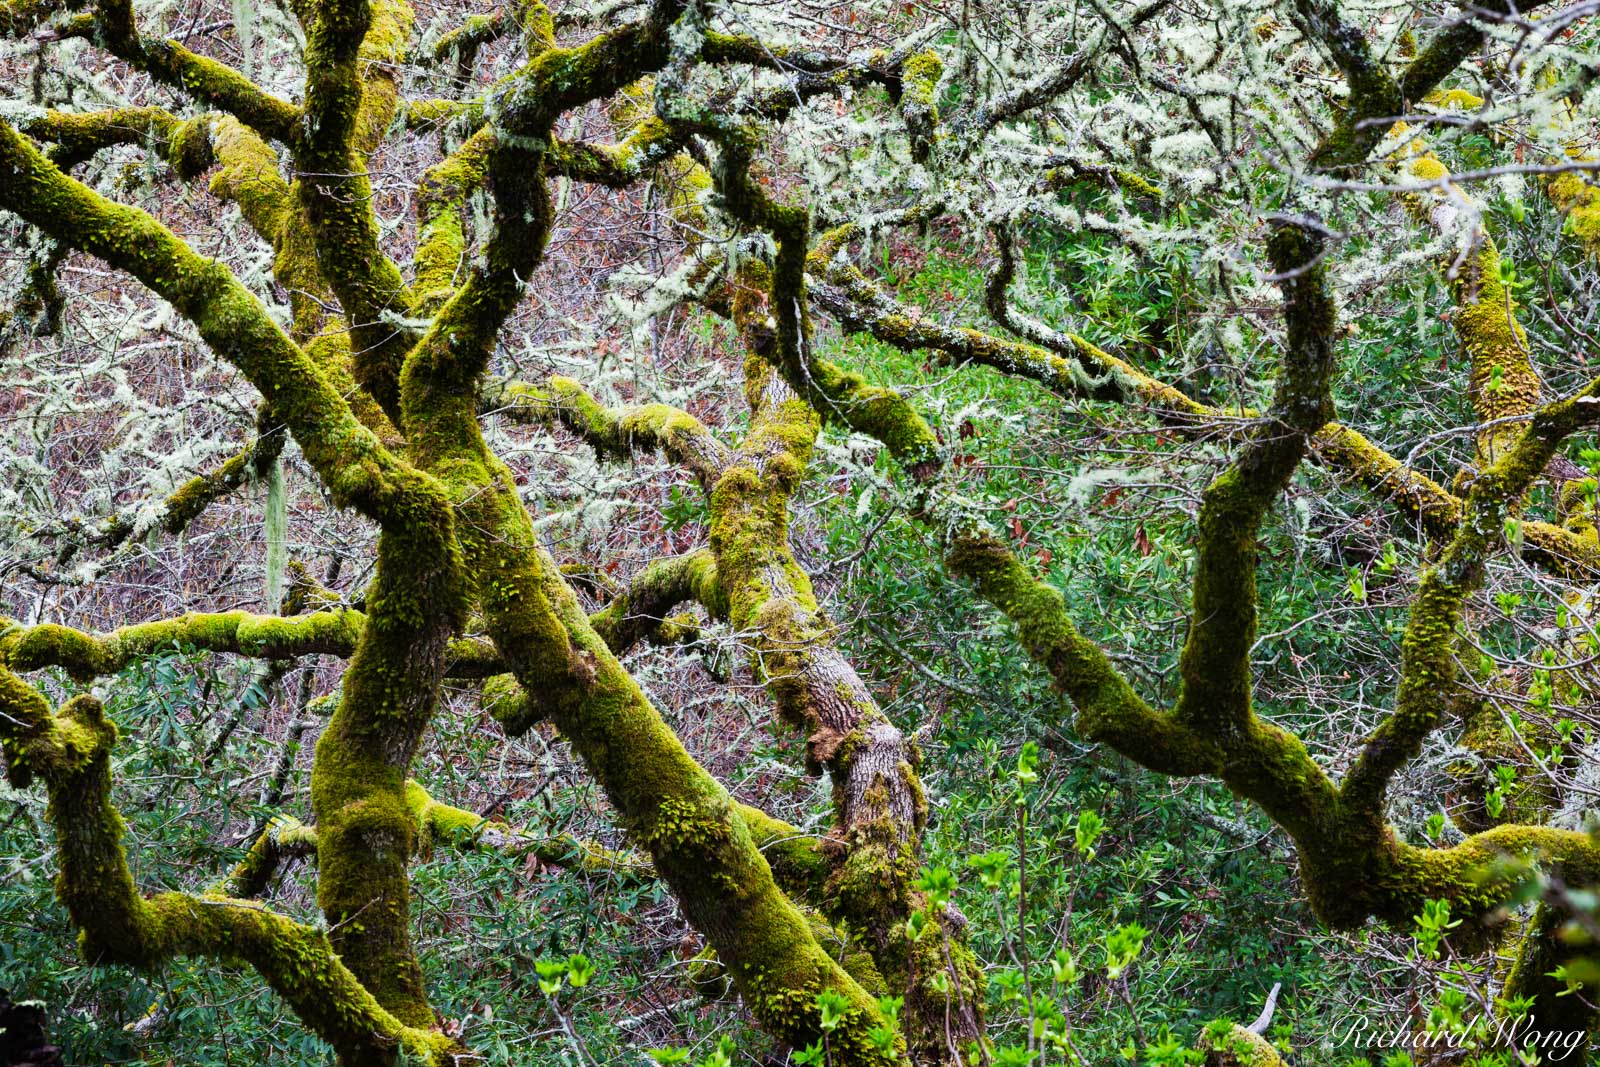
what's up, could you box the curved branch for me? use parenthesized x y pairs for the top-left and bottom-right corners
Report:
(586, 549), (721, 651)
(57, 0), (299, 143)
(483, 375), (733, 489)
(0, 120), (441, 530)
(1397, 0), (1564, 108)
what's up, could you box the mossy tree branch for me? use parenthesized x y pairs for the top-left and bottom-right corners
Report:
(0, 677), (462, 1065)
(291, 0), (417, 425)
(1174, 221), (1338, 733)
(0, 610), (506, 682)
(1288, 0), (1399, 170)
(51, 0), (299, 143)
(586, 549), (722, 650)
(19, 106), (195, 171)
(483, 374), (733, 489)
(1392, 125), (1542, 470)
(1396, 0), (1562, 108)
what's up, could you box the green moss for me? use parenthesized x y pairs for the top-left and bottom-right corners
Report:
(393, 116), (897, 1053)
(23, 106), (184, 171)
(897, 50), (941, 160)
(1424, 86), (1484, 110)
(353, 0), (412, 156)
(1501, 903), (1600, 1044)
(1394, 133), (1540, 467)
(1198, 1024), (1283, 1066)
(487, 375), (732, 488)
(0, 610), (372, 681)
(946, 530), (1221, 778)
(292, 0), (418, 426)
(587, 549), (719, 652)
(165, 116), (215, 179)
(226, 816), (318, 898)
(432, 10), (508, 65)
(1549, 171), (1600, 259)
(413, 126), (495, 310)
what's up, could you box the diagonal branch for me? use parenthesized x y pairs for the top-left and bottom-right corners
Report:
(1342, 372), (1600, 816)
(811, 234), (1600, 580)
(54, 0), (299, 143)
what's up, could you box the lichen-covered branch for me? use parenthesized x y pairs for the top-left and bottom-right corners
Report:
(0, 121), (436, 527)
(58, 0), (299, 143)
(411, 126), (494, 311)
(404, 780), (654, 880)
(812, 235), (1600, 579)
(483, 375), (733, 489)
(38, 424), (284, 571)
(1, 610), (363, 681)
(1397, 0), (1561, 109)
(1392, 125), (1540, 468)
(1549, 170), (1600, 258)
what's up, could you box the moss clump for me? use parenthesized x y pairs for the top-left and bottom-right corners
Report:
(896, 50), (941, 159)
(1392, 129), (1540, 467)
(1549, 171), (1600, 259)
(1424, 86), (1484, 110)
(165, 116), (215, 179)
(1198, 1024), (1283, 1066)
